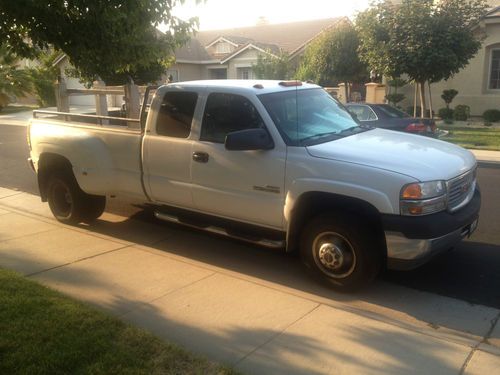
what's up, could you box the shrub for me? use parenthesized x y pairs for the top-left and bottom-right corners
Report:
(441, 89), (458, 109)
(385, 93), (405, 106)
(454, 105), (470, 121)
(30, 69), (57, 107)
(438, 107), (454, 120)
(482, 109), (500, 123)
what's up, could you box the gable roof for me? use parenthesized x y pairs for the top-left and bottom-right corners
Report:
(175, 17), (344, 64)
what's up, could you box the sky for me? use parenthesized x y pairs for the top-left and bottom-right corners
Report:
(172, 0), (371, 31)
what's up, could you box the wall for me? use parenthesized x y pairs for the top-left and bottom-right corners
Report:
(226, 47), (261, 79)
(399, 22), (500, 116)
(168, 63), (204, 82)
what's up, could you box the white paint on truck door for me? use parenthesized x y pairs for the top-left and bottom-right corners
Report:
(190, 92), (286, 229)
(142, 90), (199, 208)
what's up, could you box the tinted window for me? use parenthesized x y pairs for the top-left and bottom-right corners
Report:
(156, 91), (198, 138)
(200, 93), (266, 143)
(376, 104), (409, 118)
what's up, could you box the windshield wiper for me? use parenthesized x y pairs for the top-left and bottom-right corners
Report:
(339, 126), (361, 133)
(300, 131), (340, 144)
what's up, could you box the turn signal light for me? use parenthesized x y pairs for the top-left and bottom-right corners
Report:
(401, 184), (422, 199)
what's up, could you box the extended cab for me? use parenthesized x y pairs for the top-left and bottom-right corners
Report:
(28, 80), (481, 290)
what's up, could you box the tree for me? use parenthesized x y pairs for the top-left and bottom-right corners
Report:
(356, 0), (487, 117)
(296, 20), (368, 101)
(0, 45), (32, 111)
(252, 51), (292, 80)
(385, 78), (407, 107)
(28, 49), (60, 107)
(0, 0), (198, 85)
(441, 89), (459, 109)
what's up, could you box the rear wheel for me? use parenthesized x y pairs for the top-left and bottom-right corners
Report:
(47, 172), (105, 224)
(300, 214), (382, 292)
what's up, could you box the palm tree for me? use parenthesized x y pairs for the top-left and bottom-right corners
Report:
(0, 44), (32, 111)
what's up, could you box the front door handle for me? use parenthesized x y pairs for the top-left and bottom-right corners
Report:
(192, 151), (209, 163)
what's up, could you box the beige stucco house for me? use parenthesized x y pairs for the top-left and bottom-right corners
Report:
(400, 5), (500, 116)
(167, 18), (344, 82)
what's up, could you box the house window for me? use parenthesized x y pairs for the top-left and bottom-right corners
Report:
(237, 67), (252, 80)
(215, 42), (231, 54)
(210, 68), (227, 79)
(490, 49), (500, 90)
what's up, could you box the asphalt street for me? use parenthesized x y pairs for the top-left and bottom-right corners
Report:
(1, 123), (499, 308)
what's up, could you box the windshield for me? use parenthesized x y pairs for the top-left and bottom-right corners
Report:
(259, 88), (366, 146)
(376, 104), (410, 118)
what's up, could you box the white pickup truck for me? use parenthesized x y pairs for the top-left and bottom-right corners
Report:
(28, 80), (480, 291)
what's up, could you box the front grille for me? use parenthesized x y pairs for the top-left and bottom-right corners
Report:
(447, 168), (476, 212)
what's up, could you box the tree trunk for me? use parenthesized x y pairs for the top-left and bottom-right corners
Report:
(427, 81), (433, 119)
(419, 81), (427, 118)
(344, 82), (349, 103)
(413, 82), (418, 117)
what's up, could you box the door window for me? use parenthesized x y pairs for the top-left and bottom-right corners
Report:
(156, 91), (198, 138)
(200, 93), (266, 143)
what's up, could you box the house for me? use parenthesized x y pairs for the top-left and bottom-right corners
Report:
(167, 18), (344, 82)
(399, 4), (500, 116)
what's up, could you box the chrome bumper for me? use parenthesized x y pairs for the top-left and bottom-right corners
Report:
(385, 218), (478, 270)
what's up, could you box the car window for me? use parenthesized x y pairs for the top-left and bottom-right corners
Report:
(200, 93), (266, 143)
(156, 91), (198, 138)
(376, 104), (409, 118)
(259, 88), (365, 146)
(347, 105), (377, 121)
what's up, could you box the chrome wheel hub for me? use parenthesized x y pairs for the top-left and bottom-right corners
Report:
(312, 231), (356, 279)
(318, 243), (344, 270)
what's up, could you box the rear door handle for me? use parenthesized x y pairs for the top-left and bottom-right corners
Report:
(192, 151), (209, 163)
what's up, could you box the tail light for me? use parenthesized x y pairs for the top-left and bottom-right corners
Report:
(405, 123), (427, 133)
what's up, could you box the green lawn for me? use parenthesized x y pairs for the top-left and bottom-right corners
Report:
(0, 268), (236, 375)
(439, 125), (500, 151)
(0, 105), (38, 114)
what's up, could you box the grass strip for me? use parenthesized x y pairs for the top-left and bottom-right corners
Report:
(439, 125), (500, 151)
(0, 268), (236, 375)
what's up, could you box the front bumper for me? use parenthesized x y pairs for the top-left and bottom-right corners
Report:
(383, 187), (481, 270)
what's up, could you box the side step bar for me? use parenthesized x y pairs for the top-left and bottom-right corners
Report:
(154, 211), (285, 249)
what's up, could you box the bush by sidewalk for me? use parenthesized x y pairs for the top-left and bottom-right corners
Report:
(0, 268), (236, 375)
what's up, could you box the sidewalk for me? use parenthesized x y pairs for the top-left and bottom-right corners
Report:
(1, 109), (500, 165)
(0, 186), (499, 374)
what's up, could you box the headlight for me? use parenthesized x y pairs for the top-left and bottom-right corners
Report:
(400, 181), (447, 216)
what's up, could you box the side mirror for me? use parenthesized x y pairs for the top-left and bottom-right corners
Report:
(225, 128), (274, 151)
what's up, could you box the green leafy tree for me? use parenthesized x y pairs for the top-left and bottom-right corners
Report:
(0, 0), (198, 85)
(0, 45), (32, 111)
(28, 49), (60, 107)
(296, 20), (368, 100)
(356, 0), (487, 117)
(252, 51), (292, 80)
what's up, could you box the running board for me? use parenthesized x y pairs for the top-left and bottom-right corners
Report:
(154, 211), (285, 249)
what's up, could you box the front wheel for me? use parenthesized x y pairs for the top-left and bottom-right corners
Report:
(47, 172), (105, 224)
(300, 214), (382, 292)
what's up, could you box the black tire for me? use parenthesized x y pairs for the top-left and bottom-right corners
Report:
(300, 213), (382, 292)
(47, 172), (105, 224)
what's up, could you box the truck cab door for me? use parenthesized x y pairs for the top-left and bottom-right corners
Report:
(190, 92), (286, 229)
(142, 89), (199, 208)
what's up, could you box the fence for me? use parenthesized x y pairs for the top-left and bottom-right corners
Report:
(54, 77), (154, 128)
